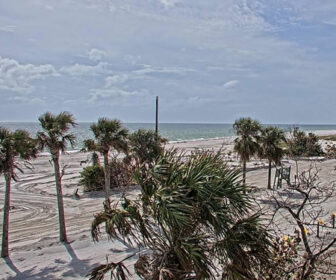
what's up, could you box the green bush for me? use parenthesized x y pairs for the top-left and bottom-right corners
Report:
(129, 129), (167, 167)
(80, 159), (134, 192)
(288, 128), (324, 157)
(79, 165), (105, 192)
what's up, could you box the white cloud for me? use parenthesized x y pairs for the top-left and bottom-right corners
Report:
(158, 0), (180, 8)
(88, 48), (106, 61)
(0, 56), (58, 93)
(133, 65), (195, 75)
(0, 25), (16, 32)
(88, 75), (149, 103)
(9, 95), (45, 104)
(105, 74), (129, 86)
(89, 87), (148, 103)
(60, 62), (110, 76)
(223, 80), (239, 89)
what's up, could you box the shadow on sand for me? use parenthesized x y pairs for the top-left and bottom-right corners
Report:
(4, 243), (99, 280)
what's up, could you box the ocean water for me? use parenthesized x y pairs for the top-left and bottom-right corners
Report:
(1, 122), (336, 149)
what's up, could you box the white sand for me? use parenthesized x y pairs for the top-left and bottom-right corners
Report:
(1, 131), (336, 279)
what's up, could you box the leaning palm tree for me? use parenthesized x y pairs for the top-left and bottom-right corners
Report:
(37, 112), (77, 243)
(89, 150), (272, 279)
(84, 118), (128, 203)
(233, 117), (261, 184)
(0, 128), (37, 257)
(259, 126), (286, 189)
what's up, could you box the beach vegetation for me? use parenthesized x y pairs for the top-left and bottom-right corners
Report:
(89, 150), (272, 279)
(318, 134), (336, 141)
(325, 144), (336, 159)
(233, 117), (261, 184)
(287, 128), (324, 157)
(128, 129), (167, 168)
(0, 128), (37, 257)
(258, 126), (286, 189)
(37, 112), (77, 243)
(84, 118), (128, 204)
(270, 166), (336, 279)
(79, 165), (105, 192)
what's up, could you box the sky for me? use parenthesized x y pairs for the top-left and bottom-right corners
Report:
(0, 0), (336, 123)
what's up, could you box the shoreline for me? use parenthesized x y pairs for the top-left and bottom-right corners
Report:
(37, 129), (336, 155)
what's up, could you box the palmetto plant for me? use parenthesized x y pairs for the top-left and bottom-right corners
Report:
(259, 126), (286, 189)
(89, 150), (272, 280)
(0, 128), (37, 257)
(233, 118), (261, 184)
(83, 118), (128, 202)
(37, 112), (77, 243)
(128, 129), (167, 168)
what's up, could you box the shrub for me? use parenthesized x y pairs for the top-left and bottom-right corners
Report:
(80, 159), (134, 192)
(79, 165), (105, 192)
(109, 157), (134, 188)
(288, 128), (324, 157)
(129, 129), (167, 167)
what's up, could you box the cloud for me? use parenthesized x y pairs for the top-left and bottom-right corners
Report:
(89, 87), (148, 103)
(222, 80), (239, 89)
(0, 25), (16, 32)
(105, 74), (129, 86)
(158, 0), (180, 8)
(88, 48), (106, 61)
(88, 75), (149, 103)
(9, 95), (45, 104)
(0, 56), (58, 93)
(60, 62), (110, 76)
(102, 65), (195, 86)
(1, 0), (336, 123)
(133, 65), (195, 76)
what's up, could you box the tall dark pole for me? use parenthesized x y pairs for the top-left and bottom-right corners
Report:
(155, 96), (159, 136)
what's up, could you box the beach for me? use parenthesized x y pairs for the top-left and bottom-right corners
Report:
(1, 131), (336, 279)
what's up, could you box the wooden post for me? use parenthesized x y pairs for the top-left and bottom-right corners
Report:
(316, 223), (320, 238)
(332, 213), (336, 229)
(155, 96), (159, 136)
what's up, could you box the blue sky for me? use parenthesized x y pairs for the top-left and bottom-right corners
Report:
(0, 0), (335, 123)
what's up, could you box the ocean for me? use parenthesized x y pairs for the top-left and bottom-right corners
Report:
(1, 122), (336, 149)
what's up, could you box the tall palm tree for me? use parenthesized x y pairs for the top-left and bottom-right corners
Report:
(259, 126), (286, 189)
(0, 128), (37, 257)
(233, 117), (261, 184)
(84, 118), (128, 203)
(37, 112), (77, 243)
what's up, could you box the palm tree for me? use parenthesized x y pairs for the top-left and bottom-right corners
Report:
(37, 112), (77, 243)
(233, 117), (261, 184)
(84, 118), (128, 203)
(128, 129), (167, 168)
(259, 126), (286, 189)
(89, 150), (272, 279)
(0, 128), (37, 257)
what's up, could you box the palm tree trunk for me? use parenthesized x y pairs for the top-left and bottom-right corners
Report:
(103, 152), (111, 203)
(267, 160), (272, 189)
(1, 171), (12, 258)
(242, 160), (246, 185)
(52, 153), (67, 243)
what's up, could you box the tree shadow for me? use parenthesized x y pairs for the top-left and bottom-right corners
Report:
(5, 257), (60, 280)
(5, 257), (23, 276)
(3, 244), (99, 279)
(61, 242), (99, 278)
